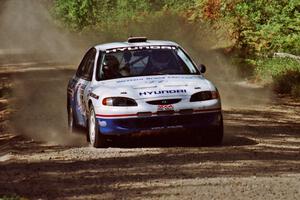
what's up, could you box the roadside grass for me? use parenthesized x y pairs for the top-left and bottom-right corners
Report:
(0, 196), (28, 200)
(253, 57), (300, 98)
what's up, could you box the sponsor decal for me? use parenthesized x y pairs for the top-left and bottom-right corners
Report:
(115, 75), (198, 83)
(157, 104), (174, 111)
(139, 89), (187, 96)
(151, 125), (183, 130)
(116, 78), (144, 83)
(146, 76), (166, 80)
(106, 45), (177, 53)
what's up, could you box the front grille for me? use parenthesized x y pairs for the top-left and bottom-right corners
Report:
(146, 98), (181, 105)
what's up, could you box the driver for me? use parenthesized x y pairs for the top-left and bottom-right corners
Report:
(102, 55), (121, 79)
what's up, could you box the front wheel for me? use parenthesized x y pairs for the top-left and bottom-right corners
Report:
(89, 105), (107, 148)
(192, 116), (224, 147)
(201, 118), (224, 146)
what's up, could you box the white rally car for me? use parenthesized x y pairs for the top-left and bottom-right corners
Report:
(67, 37), (223, 147)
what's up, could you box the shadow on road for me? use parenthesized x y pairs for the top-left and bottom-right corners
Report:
(0, 68), (300, 199)
(0, 133), (299, 199)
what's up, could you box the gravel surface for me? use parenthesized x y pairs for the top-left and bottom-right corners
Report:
(0, 66), (299, 199)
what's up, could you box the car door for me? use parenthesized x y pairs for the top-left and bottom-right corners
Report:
(72, 48), (96, 127)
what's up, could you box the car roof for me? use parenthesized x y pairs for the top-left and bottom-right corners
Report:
(94, 40), (180, 51)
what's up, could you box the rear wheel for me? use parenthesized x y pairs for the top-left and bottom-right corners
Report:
(89, 105), (107, 148)
(68, 105), (80, 133)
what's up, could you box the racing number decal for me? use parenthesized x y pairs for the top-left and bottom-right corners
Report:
(76, 83), (87, 115)
(74, 81), (88, 125)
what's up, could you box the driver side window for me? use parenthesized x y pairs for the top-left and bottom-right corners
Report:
(76, 48), (96, 81)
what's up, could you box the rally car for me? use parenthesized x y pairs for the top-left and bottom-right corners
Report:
(67, 37), (223, 147)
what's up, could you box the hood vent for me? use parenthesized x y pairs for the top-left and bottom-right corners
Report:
(146, 98), (181, 105)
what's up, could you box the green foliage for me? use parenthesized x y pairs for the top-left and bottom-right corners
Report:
(52, 0), (300, 56)
(52, 0), (194, 31)
(219, 0), (300, 56)
(254, 57), (300, 97)
(52, 0), (300, 97)
(183, 0), (300, 56)
(255, 57), (300, 80)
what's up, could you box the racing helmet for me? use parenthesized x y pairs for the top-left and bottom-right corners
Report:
(103, 55), (120, 79)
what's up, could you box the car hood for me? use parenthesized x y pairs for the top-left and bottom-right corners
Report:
(93, 75), (215, 99)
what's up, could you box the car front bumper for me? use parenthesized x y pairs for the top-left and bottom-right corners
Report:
(96, 111), (222, 135)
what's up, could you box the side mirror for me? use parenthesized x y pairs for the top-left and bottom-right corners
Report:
(199, 64), (206, 73)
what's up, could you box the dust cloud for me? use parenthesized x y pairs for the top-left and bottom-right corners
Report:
(0, 0), (85, 145)
(0, 0), (83, 64)
(1, 1), (272, 145)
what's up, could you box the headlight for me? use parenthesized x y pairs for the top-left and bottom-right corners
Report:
(190, 91), (219, 102)
(102, 97), (138, 106)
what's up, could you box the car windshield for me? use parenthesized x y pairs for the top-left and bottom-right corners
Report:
(99, 47), (199, 80)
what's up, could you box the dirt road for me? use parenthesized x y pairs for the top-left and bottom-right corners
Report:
(0, 64), (300, 199)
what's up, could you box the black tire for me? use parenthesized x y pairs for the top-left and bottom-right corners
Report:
(192, 115), (224, 147)
(88, 105), (107, 148)
(201, 118), (224, 146)
(86, 125), (91, 142)
(68, 105), (80, 133)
